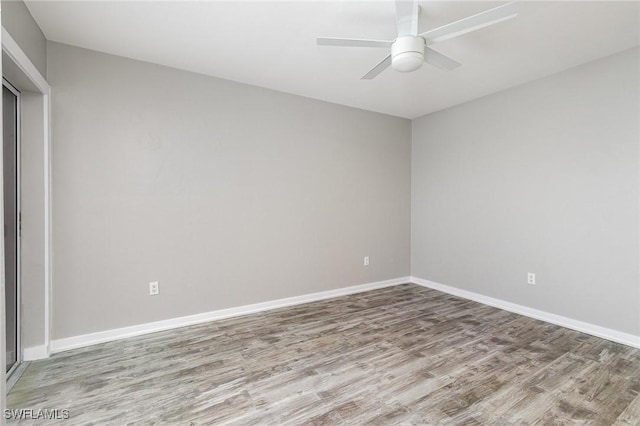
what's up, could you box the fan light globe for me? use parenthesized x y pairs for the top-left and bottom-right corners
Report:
(392, 52), (424, 72)
(391, 36), (425, 73)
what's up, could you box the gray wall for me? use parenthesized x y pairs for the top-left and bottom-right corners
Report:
(20, 92), (46, 349)
(1, 0), (46, 78)
(412, 47), (640, 336)
(48, 42), (411, 339)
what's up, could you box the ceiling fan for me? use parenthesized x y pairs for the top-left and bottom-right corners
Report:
(317, 1), (517, 79)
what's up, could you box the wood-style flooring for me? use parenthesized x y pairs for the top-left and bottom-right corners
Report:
(8, 284), (640, 425)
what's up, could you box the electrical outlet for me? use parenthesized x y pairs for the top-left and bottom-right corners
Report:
(149, 281), (159, 295)
(527, 273), (536, 285)
(364, 256), (370, 266)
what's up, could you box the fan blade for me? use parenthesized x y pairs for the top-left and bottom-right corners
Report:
(395, 0), (420, 36)
(317, 37), (392, 48)
(420, 2), (517, 44)
(361, 55), (392, 80)
(424, 47), (461, 71)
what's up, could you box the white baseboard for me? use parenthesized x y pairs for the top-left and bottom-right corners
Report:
(23, 345), (50, 361)
(39, 275), (639, 357)
(50, 276), (411, 354)
(411, 276), (640, 349)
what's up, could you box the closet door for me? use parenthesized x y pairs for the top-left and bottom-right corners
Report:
(3, 81), (20, 374)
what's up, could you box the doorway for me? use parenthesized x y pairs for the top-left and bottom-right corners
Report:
(3, 79), (20, 376)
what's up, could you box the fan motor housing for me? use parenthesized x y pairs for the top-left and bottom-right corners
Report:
(391, 36), (425, 72)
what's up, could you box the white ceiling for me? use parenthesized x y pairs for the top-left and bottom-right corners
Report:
(26, 1), (640, 119)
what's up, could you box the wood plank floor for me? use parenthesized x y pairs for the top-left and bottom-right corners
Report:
(8, 284), (640, 425)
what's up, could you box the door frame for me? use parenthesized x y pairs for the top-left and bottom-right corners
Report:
(1, 27), (51, 363)
(2, 78), (21, 378)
